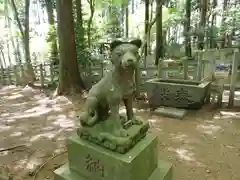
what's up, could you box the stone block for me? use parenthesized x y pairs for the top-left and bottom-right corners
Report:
(67, 133), (158, 180)
(146, 78), (211, 109)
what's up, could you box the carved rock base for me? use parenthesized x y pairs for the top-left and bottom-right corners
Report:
(54, 133), (173, 180)
(77, 118), (150, 154)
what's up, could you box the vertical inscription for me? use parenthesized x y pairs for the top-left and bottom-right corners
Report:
(85, 154), (104, 177)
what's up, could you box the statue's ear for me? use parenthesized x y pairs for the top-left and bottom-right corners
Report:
(129, 39), (142, 48)
(110, 40), (123, 51)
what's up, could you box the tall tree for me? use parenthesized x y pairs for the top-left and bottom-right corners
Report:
(184, 0), (192, 57)
(10, 0), (35, 83)
(220, 0), (228, 48)
(209, 0), (217, 48)
(87, 0), (95, 47)
(45, 0), (58, 64)
(125, 2), (129, 37)
(56, 0), (85, 95)
(155, 0), (163, 65)
(144, 0), (149, 59)
(197, 0), (207, 50)
(75, 0), (84, 48)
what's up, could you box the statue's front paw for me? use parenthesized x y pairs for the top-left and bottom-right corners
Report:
(113, 129), (129, 137)
(132, 117), (143, 125)
(79, 112), (97, 126)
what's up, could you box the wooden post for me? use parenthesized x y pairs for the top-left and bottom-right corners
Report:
(7, 67), (12, 85)
(182, 57), (188, 80)
(135, 62), (140, 98)
(1, 67), (6, 85)
(43, 63), (47, 77)
(0, 66), (3, 84)
(217, 83), (224, 107)
(100, 60), (104, 78)
(39, 64), (44, 87)
(228, 51), (239, 108)
(157, 58), (163, 78)
(13, 66), (20, 85)
(50, 63), (54, 85)
(203, 50), (215, 81)
(20, 64), (24, 79)
(196, 51), (203, 81)
(210, 50), (216, 80)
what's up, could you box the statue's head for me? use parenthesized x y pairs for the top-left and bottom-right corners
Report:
(110, 39), (142, 69)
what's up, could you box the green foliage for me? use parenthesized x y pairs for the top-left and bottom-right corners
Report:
(75, 22), (102, 67)
(168, 7), (177, 14)
(45, 25), (57, 43)
(206, 25), (219, 38)
(96, 0), (129, 8)
(165, 43), (185, 59)
(104, 6), (123, 38)
(0, 0), (3, 11)
(39, 0), (56, 9)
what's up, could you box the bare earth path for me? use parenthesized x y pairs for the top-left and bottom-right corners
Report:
(0, 85), (240, 180)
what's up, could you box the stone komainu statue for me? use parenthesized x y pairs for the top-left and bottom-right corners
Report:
(77, 39), (149, 154)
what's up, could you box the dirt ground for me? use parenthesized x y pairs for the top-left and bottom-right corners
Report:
(1, 85), (240, 180)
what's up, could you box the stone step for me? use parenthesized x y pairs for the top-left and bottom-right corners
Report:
(154, 107), (188, 120)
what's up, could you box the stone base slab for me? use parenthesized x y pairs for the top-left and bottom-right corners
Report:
(54, 161), (173, 180)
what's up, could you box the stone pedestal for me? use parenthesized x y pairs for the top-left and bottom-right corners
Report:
(54, 134), (172, 180)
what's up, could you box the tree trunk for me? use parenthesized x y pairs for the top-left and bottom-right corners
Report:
(87, 0), (95, 47)
(24, 0), (35, 83)
(210, 0), (217, 48)
(4, 0), (7, 28)
(232, 0), (237, 38)
(144, 0), (149, 60)
(75, 0), (84, 48)
(56, 0), (85, 95)
(45, 0), (58, 64)
(24, 0), (30, 63)
(10, 0), (35, 83)
(0, 50), (7, 68)
(4, 0), (12, 67)
(197, 0), (207, 50)
(5, 0), (19, 65)
(125, 3), (129, 38)
(220, 0), (228, 48)
(131, 0), (134, 14)
(184, 0), (192, 57)
(121, 4), (124, 36)
(155, 0), (163, 66)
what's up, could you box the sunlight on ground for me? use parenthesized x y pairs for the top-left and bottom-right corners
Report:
(30, 130), (61, 142)
(214, 111), (240, 120)
(0, 125), (11, 131)
(168, 146), (204, 167)
(13, 157), (42, 173)
(176, 148), (195, 161)
(53, 115), (75, 128)
(170, 133), (189, 142)
(196, 123), (222, 135)
(10, 131), (23, 137)
(3, 93), (24, 100)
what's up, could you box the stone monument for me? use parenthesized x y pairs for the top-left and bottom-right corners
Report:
(54, 39), (173, 180)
